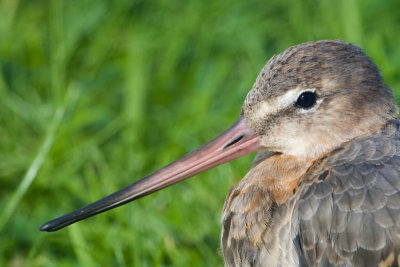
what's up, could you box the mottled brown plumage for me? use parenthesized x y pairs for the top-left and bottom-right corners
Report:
(41, 40), (400, 267)
(222, 40), (400, 266)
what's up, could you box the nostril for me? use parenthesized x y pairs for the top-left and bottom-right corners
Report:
(223, 134), (245, 149)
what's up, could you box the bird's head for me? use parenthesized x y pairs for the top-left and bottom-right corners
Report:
(243, 40), (397, 159)
(40, 40), (397, 232)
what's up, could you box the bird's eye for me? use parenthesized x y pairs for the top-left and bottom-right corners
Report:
(295, 91), (317, 109)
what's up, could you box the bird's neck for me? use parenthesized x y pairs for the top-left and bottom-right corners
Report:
(246, 153), (314, 204)
(221, 154), (314, 266)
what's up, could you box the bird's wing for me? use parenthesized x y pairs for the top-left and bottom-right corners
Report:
(298, 120), (400, 267)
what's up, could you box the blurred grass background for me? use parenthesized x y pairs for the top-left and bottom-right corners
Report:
(1, 0), (400, 266)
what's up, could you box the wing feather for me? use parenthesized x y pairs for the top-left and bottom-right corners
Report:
(298, 120), (400, 266)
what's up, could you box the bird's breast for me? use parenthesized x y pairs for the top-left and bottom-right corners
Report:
(220, 154), (316, 266)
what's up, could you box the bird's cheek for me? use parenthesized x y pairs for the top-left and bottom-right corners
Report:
(258, 135), (282, 153)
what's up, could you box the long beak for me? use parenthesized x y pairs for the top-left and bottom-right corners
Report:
(40, 116), (262, 232)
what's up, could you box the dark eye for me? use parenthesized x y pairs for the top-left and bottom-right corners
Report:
(295, 91), (317, 109)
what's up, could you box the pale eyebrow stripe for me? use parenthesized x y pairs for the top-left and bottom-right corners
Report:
(253, 88), (315, 120)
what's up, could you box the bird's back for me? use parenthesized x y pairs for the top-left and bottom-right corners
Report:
(222, 119), (400, 267)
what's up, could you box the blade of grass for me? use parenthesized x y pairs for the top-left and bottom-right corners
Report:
(341, 0), (363, 44)
(0, 105), (65, 231)
(68, 224), (96, 267)
(22, 233), (45, 267)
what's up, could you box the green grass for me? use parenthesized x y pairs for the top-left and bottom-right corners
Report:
(1, 0), (400, 266)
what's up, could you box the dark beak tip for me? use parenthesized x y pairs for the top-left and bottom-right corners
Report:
(40, 221), (57, 232)
(39, 222), (50, 232)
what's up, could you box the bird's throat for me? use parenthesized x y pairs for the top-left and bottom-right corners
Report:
(221, 154), (315, 261)
(248, 154), (314, 204)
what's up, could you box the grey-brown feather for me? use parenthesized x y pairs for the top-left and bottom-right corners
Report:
(298, 120), (400, 266)
(221, 40), (400, 267)
(222, 120), (400, 267)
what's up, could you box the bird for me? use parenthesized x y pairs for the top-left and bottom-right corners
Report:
(40, 40), (400, 266)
